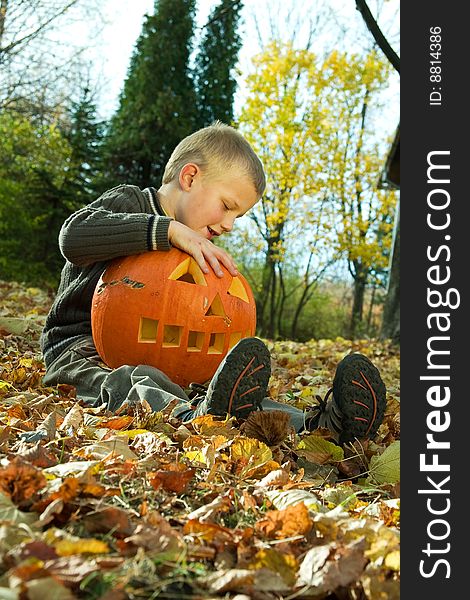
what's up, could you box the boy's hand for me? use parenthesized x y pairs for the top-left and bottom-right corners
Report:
(167, 221), (238, 278)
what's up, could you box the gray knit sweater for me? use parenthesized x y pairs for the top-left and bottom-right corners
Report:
(40, 185), (173, 367)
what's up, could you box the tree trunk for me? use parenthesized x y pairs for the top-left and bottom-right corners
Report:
(350, 268), (367, 338)
(267, 260), (277, 339)
(366, 283), (376, 334)
(0, 0), (7, 49)
(381, 206), (400, 343)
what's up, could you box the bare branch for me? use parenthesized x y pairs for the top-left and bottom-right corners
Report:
(355, 0), (400, 73)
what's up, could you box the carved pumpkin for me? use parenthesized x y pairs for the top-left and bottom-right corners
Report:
(91, 248), (256, 388)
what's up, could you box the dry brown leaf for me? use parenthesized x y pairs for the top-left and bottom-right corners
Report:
(59, 403), (84, 432)
(24, 576), (77, 600)
(183, 519), (235, 548)
(187, 494), (232, 521)
(100, 415), (134, 430)
(18, 441), (57, 467)
(83, 506), (135, 538)
(121, 519), (184, 558)
(255, 501), (313, 540)
(254, 468), (290, 489)
(297, 538), (368, 592)
(42, 555), (99, 588)
(0, 457), (47, 508)
(148, 464), (195, 493)
(191, 414), (239, 438)
(38, 410), (57, 438)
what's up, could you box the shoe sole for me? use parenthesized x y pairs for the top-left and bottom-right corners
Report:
(333, 353), (386, 443)
(205, 337), (271, 420)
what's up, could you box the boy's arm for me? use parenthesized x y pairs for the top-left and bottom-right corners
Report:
(59, 186), (172, 266)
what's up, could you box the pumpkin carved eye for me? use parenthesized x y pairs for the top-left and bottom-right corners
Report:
(92, 248), (256, 387)
(169, 257), (207, 285)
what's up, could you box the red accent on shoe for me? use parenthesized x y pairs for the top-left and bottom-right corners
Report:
(352, 379), (368, 391)
(354, 416), (369, 423)
(227, 356), (256, 414)
(359, 370), (378, 435)
(240, 385), (261, 398)
(353, 400), (370, 409)
(236, 403), (254, 411)
(247, 364), (265, 377)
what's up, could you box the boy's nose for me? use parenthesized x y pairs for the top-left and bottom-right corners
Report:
(221, 216), (235, 232)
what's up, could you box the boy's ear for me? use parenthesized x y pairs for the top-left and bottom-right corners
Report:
(179, 163), (199, 191)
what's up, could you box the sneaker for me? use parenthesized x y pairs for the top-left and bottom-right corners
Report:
(306, 353), (386, 443)
(182, 337), (271, 421)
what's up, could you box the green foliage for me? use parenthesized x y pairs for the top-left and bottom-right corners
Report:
(194, 0), (243, 127)
(0, 110), (73, 284)
(102, 0), (198, 189)
(63, 87), (105, 202)
(0, 90), (104, 285)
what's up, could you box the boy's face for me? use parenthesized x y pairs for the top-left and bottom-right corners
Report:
(175, 164), (259, 239)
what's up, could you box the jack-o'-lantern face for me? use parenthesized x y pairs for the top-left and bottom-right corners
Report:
(91, 248), (256, 387)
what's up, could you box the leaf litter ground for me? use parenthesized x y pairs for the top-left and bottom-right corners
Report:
(0, 280), (400, 599)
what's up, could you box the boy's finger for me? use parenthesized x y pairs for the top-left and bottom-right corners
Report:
(205, 253), (224, 277)
(218, 254), (238, 275)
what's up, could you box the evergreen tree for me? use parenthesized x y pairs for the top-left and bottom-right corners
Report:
(194, 0), (244, 128)
(103, 0), (197, 189)
(64, 87), (105, 203)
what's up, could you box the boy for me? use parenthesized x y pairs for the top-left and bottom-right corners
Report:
(40, 122), (386, 443)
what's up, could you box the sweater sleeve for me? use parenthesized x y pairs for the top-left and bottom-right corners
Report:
(59, 185), (172, 266)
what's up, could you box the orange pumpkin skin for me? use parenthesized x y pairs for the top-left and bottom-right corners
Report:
(91, 248), (256, 388)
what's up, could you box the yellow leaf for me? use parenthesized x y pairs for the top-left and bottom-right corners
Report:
(249, 548), (298, 586)
(385, 550), (400, 571)
(54, 538), (109, 556)
(296, 435), (344, 463)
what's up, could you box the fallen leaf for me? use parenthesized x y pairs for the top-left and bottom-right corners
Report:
(191, 414), (239, 438)
(44, 461), (101, 477)
(148, 464), (195, 493)
(265, 488), (322, 512)
(58, 404), (84, 433)
(24, 576), (76, 600)
(296, 434), (344, 464)
(100, 415), (134, 430)
(297, 538), (368, 592)
(256, 502), (313, 539)
(0, 457), (46, 508)
(75, 436), (137, 461)
(254, 468), (290, 489)
(248, 547), (298, 586)
(19, 411), (57, 443)
(183, 519), (234, 548)
(54, 538), (109, 556)
(366, 441), (400, 485)
(83, 506), (135, 538)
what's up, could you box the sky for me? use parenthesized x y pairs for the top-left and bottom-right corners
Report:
(77, 0), (399, 131)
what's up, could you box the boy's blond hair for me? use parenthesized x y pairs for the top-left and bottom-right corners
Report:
(162, 121), (266, 197)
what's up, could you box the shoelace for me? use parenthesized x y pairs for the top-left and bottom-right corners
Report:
(187, 382), (209, 408)
(305, 389), (343, 434)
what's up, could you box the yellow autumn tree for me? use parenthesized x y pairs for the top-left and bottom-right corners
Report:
(237, 42), (397, 338)
(314, 50), (397, 336)
(236, 41), (334, 338)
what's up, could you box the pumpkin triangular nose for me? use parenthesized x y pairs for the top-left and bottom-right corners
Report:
(205, 293), (226, 316)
